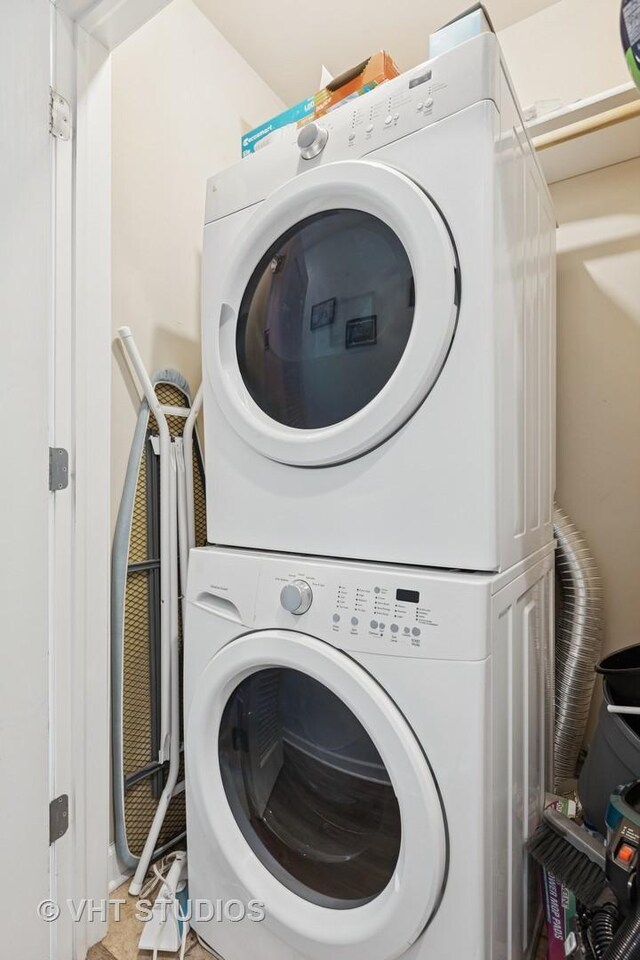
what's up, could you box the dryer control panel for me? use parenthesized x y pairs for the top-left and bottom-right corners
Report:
(205, 33), (502, 224)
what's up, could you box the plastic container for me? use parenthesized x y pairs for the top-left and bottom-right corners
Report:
(596, 643), (640, 706)
(579, 681), (640, 834)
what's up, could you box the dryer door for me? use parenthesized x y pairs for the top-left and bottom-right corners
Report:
(205, 159), (459, 466)
(187, 630), (447, 960)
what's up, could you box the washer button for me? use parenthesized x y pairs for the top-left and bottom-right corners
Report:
(280, 580), (313, 615)
(351, 617), (359, 626)
(404, 627), (411, 634)
(390, 624), (399, 633)
(379, 622), (386, 630)
(332, 614), (340, 623)
(412, 627), (421, 637)
(370, 620), (378, 630)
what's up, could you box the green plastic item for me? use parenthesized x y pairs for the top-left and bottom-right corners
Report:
(621, 0), (640, 89)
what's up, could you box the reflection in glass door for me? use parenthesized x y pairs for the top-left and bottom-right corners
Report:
(219, 668), (402, 908)
(236, 210), (415, 429)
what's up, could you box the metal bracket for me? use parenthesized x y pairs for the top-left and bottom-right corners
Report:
(49, 447), (69, 491)
(49, 88), (72, 141)
(49, 794), (69, 844)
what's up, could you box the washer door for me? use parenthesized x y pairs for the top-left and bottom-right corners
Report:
(205, 160), (459, 466)
(187, 631), (447, 960)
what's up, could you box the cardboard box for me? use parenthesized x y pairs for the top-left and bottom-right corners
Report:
(241, 50), (400, 157)
(241, 97), (316, 157)
(314, 50), (400, 117)
(541, 795), (578, 960)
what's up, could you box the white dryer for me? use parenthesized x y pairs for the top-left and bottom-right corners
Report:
(201, 33), (556, 572)
(184, 544), (554, 960)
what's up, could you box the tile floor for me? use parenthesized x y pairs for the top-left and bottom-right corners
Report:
(88, 881), (549, 960)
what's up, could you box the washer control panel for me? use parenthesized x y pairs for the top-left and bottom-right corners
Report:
(331, 581), (436, 649)
(255, 553), (491, 661)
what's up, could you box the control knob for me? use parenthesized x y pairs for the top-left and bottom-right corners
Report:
(280, 580), (313, 615)
(297, 122), (329, 159)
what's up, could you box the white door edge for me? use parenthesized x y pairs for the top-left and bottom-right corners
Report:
(53, 2), (172, 957)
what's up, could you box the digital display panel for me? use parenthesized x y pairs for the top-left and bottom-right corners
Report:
(409, 70), (432, 89)
(396, 589), (420, 604)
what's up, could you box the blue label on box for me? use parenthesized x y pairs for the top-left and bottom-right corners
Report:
(242, 97), (315, 156)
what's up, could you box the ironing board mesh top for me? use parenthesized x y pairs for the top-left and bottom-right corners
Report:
(124, 759), (187, 858)
(122, 571), (152, 777)
(120, 379), (206, 861)
(193, 446), (207, 549)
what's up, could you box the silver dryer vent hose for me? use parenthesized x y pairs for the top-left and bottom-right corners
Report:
(553, 504), (604, 787)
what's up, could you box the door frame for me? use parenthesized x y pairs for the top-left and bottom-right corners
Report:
(53, 2), (173, 956)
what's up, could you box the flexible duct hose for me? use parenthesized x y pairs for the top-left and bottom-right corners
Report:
(554, 505), (604, 785)
(604, 902), (640, 959)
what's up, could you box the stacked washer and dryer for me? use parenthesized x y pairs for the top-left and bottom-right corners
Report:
(185, 30), (556, 960)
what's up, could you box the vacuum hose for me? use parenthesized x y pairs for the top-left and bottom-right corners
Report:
(591, 903), (621, 958)
(605, 902), (640, 960)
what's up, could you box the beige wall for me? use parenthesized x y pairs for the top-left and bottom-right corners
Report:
(111, 0), (284, 524)
(500, 0), (631, 112)
(110, 0), (639, 752)
(551, 158), (640, 735)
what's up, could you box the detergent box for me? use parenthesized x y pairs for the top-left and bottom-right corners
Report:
(241, 51), (400, 157)
(541, 795), (578, 959)
(241, 97), (316, 157)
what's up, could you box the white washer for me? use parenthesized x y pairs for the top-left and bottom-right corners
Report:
(201, 33), (556, 572)
(185, 544), (554, 960)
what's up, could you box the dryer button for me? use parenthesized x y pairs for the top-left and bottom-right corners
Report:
(297, 122), (329, 159)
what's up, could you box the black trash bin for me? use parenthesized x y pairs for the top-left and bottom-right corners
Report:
(578, 681), (640, 834)
(596, 643), (640, 707)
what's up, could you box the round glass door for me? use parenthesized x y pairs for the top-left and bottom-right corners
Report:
(219, 667), (402, 908)
(237, 210), (415, 430)
(206, 160), (459, 466)
(186, 631), (447, 960)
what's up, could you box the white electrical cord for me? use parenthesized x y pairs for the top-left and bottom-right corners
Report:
(138, 851), (188, 957)
(178, 903), (189, 960)
(138, 852), (182, 901)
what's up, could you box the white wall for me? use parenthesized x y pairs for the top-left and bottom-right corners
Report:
(111, 0), (285, 522)
(500, 0), (632, 112)
(550, 158), (640, 735)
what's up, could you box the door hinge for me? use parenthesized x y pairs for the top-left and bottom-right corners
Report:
(49, 794), (69, 844)
(49, 88), (72, 141)
(49, 447), (69, 491)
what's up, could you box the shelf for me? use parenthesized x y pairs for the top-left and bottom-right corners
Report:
(528, 82), (640, 184)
